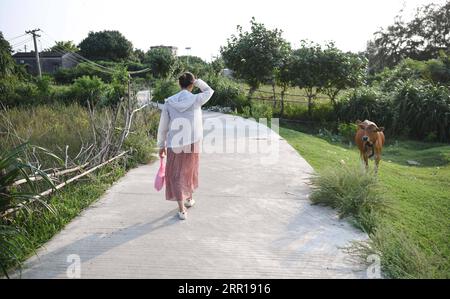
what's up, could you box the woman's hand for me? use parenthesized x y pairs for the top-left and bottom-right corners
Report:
(159, 148), (167, 158)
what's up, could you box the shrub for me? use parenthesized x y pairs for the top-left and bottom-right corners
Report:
(50, 85), (73, 103)
(336, 86), (393, 129)
(338, 123), (358, 144)
(251, 102), (273, 121)
(55, 63), (113, 84)
(392, 79), (450, 142)
(202, 75), (249, 111)
(70, 75), (108, 107)
(311, 102), (335, 123)
(283, 103), (308, 120)
(310, 165), (386, 233)
(35, 75), (52, 95)
(123, 130), (155, 167)
(152, 78), (179, 103)
(372, 55), (450, 89)
(124, 107), (159, 166)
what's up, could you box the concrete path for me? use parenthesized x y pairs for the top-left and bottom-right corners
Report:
(15, 111), (368, 279)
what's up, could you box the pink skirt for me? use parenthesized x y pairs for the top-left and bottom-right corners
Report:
(165, 143), (199, 201)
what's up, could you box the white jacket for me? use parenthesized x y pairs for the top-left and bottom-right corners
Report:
(157, 79), (214, 149)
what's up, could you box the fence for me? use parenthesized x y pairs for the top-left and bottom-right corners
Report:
(245, 88), (329, 105)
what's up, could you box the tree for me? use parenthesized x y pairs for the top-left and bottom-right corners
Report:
(176, 55), (210, 77)
(143, 47), (177, 79)
(289, 41), (326, 117)
(133, 49), (145, 63)
(78, 30), (133, 61)
(50, 41), (79, 52)
(210, 56), (225, 76)
(366, 2), (450, 73)
(274, 45), (293, 116)
(0, 32), (16, 79)
(221, 18), (290, 102)
(321, 44), (367, 107)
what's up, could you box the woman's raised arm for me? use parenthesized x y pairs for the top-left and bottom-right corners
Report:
(194, 79), (214, 107)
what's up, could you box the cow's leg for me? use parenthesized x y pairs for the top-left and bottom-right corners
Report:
(362, 154), (369, 172)
(375, 154), (381, 174)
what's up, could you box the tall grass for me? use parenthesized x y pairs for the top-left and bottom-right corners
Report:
(0, 103), (92, 168)
(0, 103), (159, 167)
(351, 225), (449, 279)
(280, 124), (450, 278)
(310, 165), (387, 233)
(0, 103), (160, 277)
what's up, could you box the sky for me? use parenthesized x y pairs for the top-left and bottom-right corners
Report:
(0, 0), (447, 61)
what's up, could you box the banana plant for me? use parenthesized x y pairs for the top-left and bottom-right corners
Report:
(0, 143), (62, 278)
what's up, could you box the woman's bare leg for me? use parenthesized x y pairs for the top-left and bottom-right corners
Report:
(177, 200), (185, 212)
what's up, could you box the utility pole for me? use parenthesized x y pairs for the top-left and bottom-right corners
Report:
(185, 47), (191, 66)
(26, 29), (42, 78)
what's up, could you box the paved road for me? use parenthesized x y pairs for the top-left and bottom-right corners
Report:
(15, 111), (368, 279)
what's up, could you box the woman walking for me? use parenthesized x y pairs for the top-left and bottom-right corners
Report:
(157, 72), (214, 220)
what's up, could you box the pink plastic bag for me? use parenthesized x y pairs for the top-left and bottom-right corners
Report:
(154, 157), (166, 191)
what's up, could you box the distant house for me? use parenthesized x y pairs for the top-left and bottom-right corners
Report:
(150, 45), (178, 56)
(12, 52), (79, 75)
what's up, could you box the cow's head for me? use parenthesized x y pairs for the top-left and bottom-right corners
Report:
(356, 120), (384, 145)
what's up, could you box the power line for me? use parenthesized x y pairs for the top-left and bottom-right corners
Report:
(50, 43), (146, 76)
(39, 29), (151, 77)
(129, 68), (151, 75)
(49, 46), (115, 74)
(40, 30), (117, 73)
(38, 35), (116, 75)
(10, 37), (32, 48)
(7, 33), (27, 42)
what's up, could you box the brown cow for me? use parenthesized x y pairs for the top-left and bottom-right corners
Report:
(355, 120), (385, 173)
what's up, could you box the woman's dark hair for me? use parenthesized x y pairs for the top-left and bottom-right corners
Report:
(179, 72), (195, 89)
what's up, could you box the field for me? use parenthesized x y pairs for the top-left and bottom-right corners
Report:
(279, 123), (450, 278)
(239, 83), (330, 104)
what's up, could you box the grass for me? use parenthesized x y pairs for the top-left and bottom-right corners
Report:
(310, 165), (386, 234)
(279, 122), (450, 278)
(0, 103), (160, 277)
(5, 165), (126, 276)
(239, 83), (330, 103)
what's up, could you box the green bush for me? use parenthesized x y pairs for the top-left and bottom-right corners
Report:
(251, 102), (273, 121)
(124, 107), (160, 166)
(311, 102), (335, 123)
(123, 131), (155, 167)
(392, 79), (450, 142)
(70, 75), (108, 107)
(152, 78), (179, 103)
(310, 165), (386, 233)
(336, 86), (393, 129)
(281, 101), (334, 124)
(202, 75), (249, 111)
(338, 122), (358, 144)
(372, 55), (450, 89)
(283, 102), (308, 120)
(53, 62), (113, 84)
(0, 79), (39, 107)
